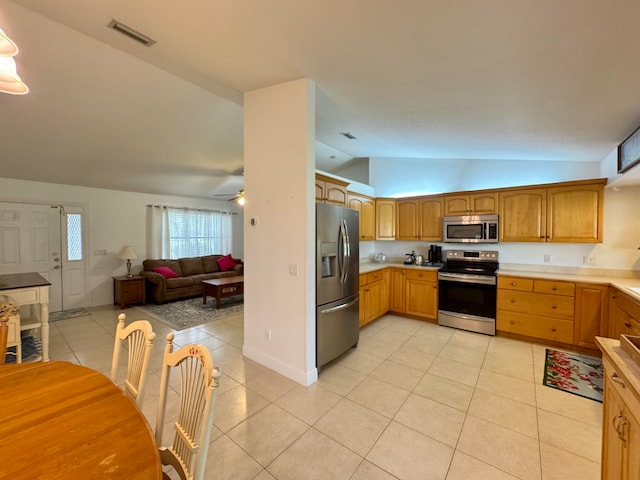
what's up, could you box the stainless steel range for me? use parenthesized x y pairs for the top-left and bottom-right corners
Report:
(437, 249), (499, 335)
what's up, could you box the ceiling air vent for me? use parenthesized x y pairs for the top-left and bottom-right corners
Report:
(107, 19), (156, 47)
(340, 132), (358, 140)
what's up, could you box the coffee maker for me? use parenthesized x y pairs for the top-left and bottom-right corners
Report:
(428, 244), (442, 264)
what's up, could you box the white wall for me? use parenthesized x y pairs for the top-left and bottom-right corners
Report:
(243, 79), (317, 385)
(0, 177), (243, 306)
(370, 157), (601, 197)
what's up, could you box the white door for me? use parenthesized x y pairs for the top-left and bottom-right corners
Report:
(0, 202), (63, 312)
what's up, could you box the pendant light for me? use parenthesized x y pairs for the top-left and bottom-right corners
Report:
(0, 27), (28, 95)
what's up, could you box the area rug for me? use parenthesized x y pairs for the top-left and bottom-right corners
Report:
(138, 295), (243, 330)
(543, 349), (604, 402)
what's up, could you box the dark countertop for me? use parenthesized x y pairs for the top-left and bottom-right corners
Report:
(0, 272), (51, 290)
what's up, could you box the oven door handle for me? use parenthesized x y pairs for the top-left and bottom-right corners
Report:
(438, 272), (496, 285)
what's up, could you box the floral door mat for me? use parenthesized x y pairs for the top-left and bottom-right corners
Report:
(543, 349), (604, 402)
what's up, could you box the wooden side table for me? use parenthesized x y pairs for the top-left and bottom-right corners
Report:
(113, 276), (146, 309)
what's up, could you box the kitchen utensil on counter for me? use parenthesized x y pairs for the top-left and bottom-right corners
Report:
(415, 255), (424, 265)
(404, 251), (417, 264)
(429, 245), (443, 263)
(373, 253), (386, 263)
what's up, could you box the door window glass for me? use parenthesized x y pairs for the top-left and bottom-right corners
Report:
(67, 213), (83, 261)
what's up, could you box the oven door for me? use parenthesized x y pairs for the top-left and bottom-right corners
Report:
(438, 273), (497, 320)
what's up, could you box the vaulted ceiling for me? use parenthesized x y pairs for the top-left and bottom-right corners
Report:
(2, 0), (640, 198)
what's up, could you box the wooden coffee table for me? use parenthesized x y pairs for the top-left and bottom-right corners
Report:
(202, 276), (244, 308)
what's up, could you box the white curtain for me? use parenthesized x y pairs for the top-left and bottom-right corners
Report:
(147, 206), (171, 259)
(147, 205), (232, 259)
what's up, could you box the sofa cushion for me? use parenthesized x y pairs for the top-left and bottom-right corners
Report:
(166, 277), (194, 288)
(151, 266), (179, 279)
(202, 255), (221, 273)
(217, 254), (236, 272)
(179, 257), (205, 276)
(144, 259), (183, 277)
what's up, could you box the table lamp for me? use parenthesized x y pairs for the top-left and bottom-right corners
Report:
(117, 246), (138, 277)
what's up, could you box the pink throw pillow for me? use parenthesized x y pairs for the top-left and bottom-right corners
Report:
(216, 254), (236, 272)
(151, 266), (178, 279)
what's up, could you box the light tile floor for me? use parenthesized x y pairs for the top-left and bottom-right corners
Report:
(45, 305), (603, 480)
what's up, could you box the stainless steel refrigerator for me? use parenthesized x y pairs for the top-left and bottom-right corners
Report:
(316, 203), (359, 369)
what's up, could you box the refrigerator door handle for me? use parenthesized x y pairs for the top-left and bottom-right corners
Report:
(319, 296), (359, 315)
(339, 219), (349, 284)
(343, 218), (351, 284)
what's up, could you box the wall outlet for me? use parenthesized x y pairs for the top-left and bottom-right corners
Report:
(583, 256), (595, 266)
(544, 254), (552, 263)
(94, 249), (107, 256)
(288, 264), (298, 276)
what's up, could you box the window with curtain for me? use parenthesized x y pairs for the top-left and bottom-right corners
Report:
(167, 207), (232, 259)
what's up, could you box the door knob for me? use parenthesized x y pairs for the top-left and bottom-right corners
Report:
(54, 257), (60, 262)
(54, 265), (61, 269)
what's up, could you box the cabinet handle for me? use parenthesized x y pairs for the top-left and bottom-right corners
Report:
(551, 287), (558, 291)
(551, 327), (557, 332)
(551, 304), (557, 309)
(510, 282), (517, 286)
(510, 320), (515, 325)
(625, 322), (632, 328)
(611, 373), (626, 388)
(510, 299), (515, 303)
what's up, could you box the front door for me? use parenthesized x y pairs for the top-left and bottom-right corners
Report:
(0, 202), (63, 311)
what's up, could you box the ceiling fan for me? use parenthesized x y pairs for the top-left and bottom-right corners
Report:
(214, 189), (245, 205)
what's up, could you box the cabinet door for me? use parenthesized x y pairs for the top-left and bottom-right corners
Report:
(602, 380), (625, 480)
(359, 286), (367, 327)
(376, 199), (396, 240)
(348, 194), (375, 241)
(325, 183), (348, 206)
(418, 196), (443, 240)
(547, 183), (604, 243)
(470, 192), (498, 214)
(499, 188), (547, 242)
(627, 409), (640, 480)
(381, 269), (390, 313)
(315, 180), (325, 203)
(574, 283), (607, 349)
(389, 269), (406, 312)
(444, 194), (469, 216)
(405, 279), (437, 319)
(396, 200), (419, 240)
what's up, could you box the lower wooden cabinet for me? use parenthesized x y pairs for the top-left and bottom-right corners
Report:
(359, 270), (389, 327)
(609, 287), (640, 339)
(598, 338), (640, 480)
(497, 275), (575, 344)
(404, 270), (438, 320)
(389, 268), (406, 313)
(574, 283), (608, 349)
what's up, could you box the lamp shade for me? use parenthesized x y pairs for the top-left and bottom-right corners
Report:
(117, 246), (138, 260)
(0, 28), (18, 56)
(0, 56), (28, 95)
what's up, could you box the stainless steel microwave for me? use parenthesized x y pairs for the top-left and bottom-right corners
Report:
(443, 214), (499, 243)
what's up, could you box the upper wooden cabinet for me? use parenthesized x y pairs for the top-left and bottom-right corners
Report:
(315, 174), (348, 206)
(444, 192), (498, 216)
(375, 198), (396, 240)
(499, 179), (605, 243)
(396, 195), (443, 241)
(347, 192), (376, 241)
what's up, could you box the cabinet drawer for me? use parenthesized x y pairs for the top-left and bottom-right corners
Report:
(405, 269), (437, 282)
(602, 356), (640, 420)
(497, 290), (574, 319)
(534, 279), (575, 296)
(497, 310), (574, 344)
(359, 274), (367, 287)
(366, 271), (385, 284)
(497, 276), (533, 292)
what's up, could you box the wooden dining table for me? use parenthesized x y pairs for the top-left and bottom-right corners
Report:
(0, 361), (162, 479)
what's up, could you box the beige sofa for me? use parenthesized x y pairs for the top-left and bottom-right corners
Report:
(140, 255), (243, 304)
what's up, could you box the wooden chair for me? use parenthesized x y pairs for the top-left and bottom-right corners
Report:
(155, 333), (221, 480)
(110, 313), (156, 408)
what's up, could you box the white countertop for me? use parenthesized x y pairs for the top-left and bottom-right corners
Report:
(359, 260), (640, 301)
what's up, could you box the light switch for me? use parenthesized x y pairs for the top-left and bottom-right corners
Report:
(288, 264), (298, 276)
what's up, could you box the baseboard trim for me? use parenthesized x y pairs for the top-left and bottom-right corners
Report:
(242, 344), (318, 386)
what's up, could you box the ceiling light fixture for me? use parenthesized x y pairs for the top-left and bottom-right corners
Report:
(107, 19), (156, 47)
(0, 27), (28, 95)
(340, 132), (358, 140)
(236, 189), (245, 206)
